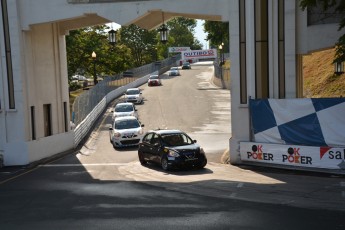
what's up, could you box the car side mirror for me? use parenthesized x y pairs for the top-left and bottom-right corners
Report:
(109, 126), (113, 131)
(193, 140), (197, 143)
(141, 124), (145, 127)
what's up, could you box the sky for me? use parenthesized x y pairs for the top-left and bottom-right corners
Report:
(195, 20), (208, 49)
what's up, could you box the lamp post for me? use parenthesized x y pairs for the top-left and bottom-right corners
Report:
(91, 51), (97, 85)
(159, 12), (168, 44)
(218, 44), (223, 66)
(334, 61), (344, 75)
(108, 29), (117, 46)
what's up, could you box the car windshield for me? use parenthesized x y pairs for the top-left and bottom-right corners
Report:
(115, 119), (140, 129)
(161, 133), (193, 147)
(171, 67), (178, 70)
(150, 76), (159, 80)
(126, 89), (139, 95)
(115, 104), (134, 112)
(183, 63), (190, 66)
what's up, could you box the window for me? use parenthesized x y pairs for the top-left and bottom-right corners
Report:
(1, 0), (15, 109)
(278, 0), (285, 98)
(143, 133), (154, 144)
(43, 104), (52, 137)
(63, 102), (68, 132)
(255, 0), (269, 99)
(239, 0), (247, 104)
(31, 106), (36, 140)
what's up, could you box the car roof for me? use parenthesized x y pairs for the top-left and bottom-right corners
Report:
(114, 116), (138, 121)
(149, 129), (183, 135)
(126, 88), (139, 91)
(115, 102), (134, 107)
(149, 75), (159, 77)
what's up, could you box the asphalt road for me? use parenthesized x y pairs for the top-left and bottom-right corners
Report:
(0, 62), (344, 229)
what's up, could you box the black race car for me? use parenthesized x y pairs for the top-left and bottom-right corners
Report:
(138, 129), (207, 171)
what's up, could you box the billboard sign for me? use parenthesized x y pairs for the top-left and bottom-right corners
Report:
(181, 49), (217, 60)
(240, 142), (345, 170)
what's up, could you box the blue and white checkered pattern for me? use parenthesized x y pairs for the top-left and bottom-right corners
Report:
(250, 98), (345, 147)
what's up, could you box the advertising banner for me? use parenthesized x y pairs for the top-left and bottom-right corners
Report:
(240, 142), (345, 170)
(249, 98), (345, 147)
(181, 49), (217, 60)
(169, 47), (191, 53)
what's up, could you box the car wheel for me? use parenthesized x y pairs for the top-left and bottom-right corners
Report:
(197, 159), (207, 169)
(111, 139), (117, 149)
(161, 157), (169, 171)
(138, 152), (147, 165)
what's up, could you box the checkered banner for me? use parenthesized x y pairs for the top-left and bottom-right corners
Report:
(249, 98), (345, 147)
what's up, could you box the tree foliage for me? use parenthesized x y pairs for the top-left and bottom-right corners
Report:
(166, 17), (202, 50)
(66, 25), (132, 81)
(66, 17), (204, 83)
(119, 24), (157, 67)
(204, 21), (229, 52)
(299, 0), (345, 63)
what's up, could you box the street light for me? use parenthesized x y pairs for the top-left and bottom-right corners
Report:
(218, 44), (223, 66)
(334, 61), (344, 75)
(91, 51), (97, 85)
(108, 29), (117, 46)
(159, 12), (168, 44)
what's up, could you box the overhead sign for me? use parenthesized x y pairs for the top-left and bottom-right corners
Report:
(169, 47), (191, 53)
(181, 49), (217, 60)
(240, 142), (345, 170)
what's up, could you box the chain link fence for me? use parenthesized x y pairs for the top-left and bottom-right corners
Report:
(72, 55), (180, 126)
(214, 53), (230, 89)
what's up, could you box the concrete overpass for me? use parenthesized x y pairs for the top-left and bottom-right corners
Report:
(0, 0), (343, 166)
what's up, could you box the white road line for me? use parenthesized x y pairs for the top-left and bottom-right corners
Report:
(237, 182), (244, 188)
(340, 182), (345, 187)
(41, 163), (130, 167)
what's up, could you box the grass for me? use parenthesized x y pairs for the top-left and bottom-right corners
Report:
(303, 48), (345, 98)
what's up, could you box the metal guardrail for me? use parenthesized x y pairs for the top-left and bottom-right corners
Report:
(72, 55), (180, 126)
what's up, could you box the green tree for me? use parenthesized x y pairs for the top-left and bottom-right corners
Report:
(119, 24), (157, 67)
(66, 25), (131, 81)
(167, 17), (202, 50)
(299, 0), (345, 63)
(204, 21), (229, 52)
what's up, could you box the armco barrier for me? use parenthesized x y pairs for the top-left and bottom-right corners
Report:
(73, 71), (157, 147)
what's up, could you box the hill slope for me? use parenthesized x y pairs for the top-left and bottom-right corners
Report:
(303, 48), (345, 98)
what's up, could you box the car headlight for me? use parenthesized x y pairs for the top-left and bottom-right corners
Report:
(113, 132), (121, 138)
(168, 149), (180, 157)
(138, 129), (143, 135)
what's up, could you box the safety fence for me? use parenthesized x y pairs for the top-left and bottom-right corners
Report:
(72, 55), (180, 146)
(214, 53), (230, 89)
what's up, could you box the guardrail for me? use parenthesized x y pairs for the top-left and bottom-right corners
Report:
(72, 55), (180, 147)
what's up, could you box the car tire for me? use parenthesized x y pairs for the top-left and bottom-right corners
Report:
(138, 152), (147, 165)
(197, 159), (207, 169)
(111, 139), (117, 149)
(161, 157), (170, 171)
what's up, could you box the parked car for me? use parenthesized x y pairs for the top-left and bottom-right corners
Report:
(112, 102), (138, 120)
(182, 62), (191, 69)
(71, 75), (87, 81)
(169, 67), (180, 76)
(147, 75), (162, 86)
(138, 129), (207, 171)
(124, 88), (143, 104)
(109, 116), (144, 148)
